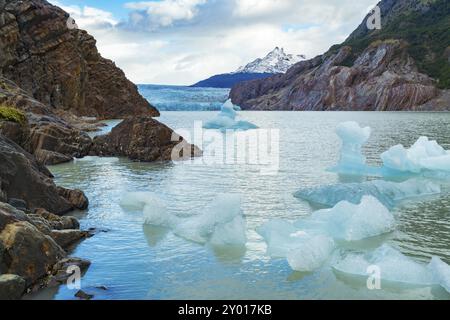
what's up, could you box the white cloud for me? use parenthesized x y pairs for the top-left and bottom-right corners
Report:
(49, 0), (379, 85)
(124, 0), (207, 29)
(51, 1), (118, 29)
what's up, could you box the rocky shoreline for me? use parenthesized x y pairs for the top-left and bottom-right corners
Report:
(0, 0), (200, 300)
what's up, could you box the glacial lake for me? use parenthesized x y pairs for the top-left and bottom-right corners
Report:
(32, 111), (450, 300)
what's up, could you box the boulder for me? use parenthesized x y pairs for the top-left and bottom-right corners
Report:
(7, 198), (28, 212)
(0, 134), (74, 214)
(92, 116), (202, 162)
(0, 274), (26, 300)
(57, 187), (89, 211)
(50, 229), (91, 248)
(28, 121), (92, 165)
(0, 221), (66, 285)
(34, 208), (79, 230)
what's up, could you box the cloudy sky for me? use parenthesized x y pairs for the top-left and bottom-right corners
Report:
(50, 0), (378, 85)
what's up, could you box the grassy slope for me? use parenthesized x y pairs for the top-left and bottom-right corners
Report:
(330, 0), (450, 88)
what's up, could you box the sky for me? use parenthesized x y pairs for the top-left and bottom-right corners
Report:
(49, 0), (379, 85)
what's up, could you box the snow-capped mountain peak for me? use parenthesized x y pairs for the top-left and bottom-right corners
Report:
(235, 47), (306, 74)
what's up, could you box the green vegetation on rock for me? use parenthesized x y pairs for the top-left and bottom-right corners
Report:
(332, 0), (450, 88)
(0, 105), (27, 125)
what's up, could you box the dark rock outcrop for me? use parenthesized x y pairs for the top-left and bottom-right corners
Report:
(0, 0), (159, 119)
(0, 274), (26, 300)
(0, 78), (93, 165)
(230, 0), (450, 111)
(0, 202), (92, 298)
(56, 187), (89, 211)
(92, 116), (202, 162)
(0, 134), (85, 215)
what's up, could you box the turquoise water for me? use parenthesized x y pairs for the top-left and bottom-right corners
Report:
(33, 112), (450, 300)
(138, 85), (230, 111)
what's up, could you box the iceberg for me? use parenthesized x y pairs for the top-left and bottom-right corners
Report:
(428, 257), (450, 293)
(203, 99), (258, 131)
(257, 196), (394, 272)
(287, 235), (335, 272)
(294, 196), (396, 242)
(121, 192), (246, 246)
(294, 178), (441, 209)
(333, 245), (435, 286)
(330, 121), (374, 175)
(257, 220), (334, 271)
(175, 194), (247, 246)
(381, 136), (450, 174)
(334, 245), (450, 293)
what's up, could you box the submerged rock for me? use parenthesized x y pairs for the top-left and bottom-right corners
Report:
(75, 290), (94, 300)
(92, 116), (202, 162)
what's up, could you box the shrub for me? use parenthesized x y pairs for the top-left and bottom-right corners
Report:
(0, 105), (27, 124)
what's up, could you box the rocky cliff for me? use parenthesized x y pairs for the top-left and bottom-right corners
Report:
(0, 0), (159, 119)
(230, 0), (450, 111)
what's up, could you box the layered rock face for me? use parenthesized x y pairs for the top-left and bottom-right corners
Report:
(231, 41), (444, 111)
(0, 202), (91, 298)
(0, 135), (87, 215)
(0, 0), (159, 119)
(92, 116), (202, 162)
(1, 77), (94, 164)
(230, 0), (450, 111)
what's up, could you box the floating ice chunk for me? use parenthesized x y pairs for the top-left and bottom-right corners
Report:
(381, 136), (450, 173)
(333, 245), (435, 286)
(175, 194), (247, 246)
(287, 235), (335, 272)
(120, 192), (162, 211)
(294, 196), (395, 241)
(218, 99), (237, 119)
(257, 220), (334, 271)
(142, 200), (174, 227)
(257, 219), (307, 257)
(294, 179), (441, 209)
(428, 257), (450, 293)
(120, 192), (174, 226)
(121, 193), (246, 246)
(330, 122), (372, 174)
(203, 99), (258, 131)
(258, 196), (393, 272)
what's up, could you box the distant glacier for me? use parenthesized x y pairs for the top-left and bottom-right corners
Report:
(138, 84), (230, 111)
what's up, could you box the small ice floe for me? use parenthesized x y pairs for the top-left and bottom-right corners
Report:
(333, 244), (450, 293)
(120, 192), (246, 247)
(381, 136), (450, 174)
(329, 121), (377, 175)
(257, 196), (395, 272)
(294, 178), (441, 209)
(330, 121), (450, 178)
(203, 99), (258, 132)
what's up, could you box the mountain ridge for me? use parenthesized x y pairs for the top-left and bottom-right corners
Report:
(192, 47), (305, 88)
(230, 0), (450, 111)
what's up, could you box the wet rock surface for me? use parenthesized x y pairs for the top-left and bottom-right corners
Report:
(92, 116), (202, 162)
(0, 202), (92, 299)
